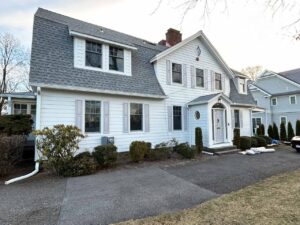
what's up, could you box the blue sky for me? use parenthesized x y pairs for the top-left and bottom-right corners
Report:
(1, 0), (300, 72)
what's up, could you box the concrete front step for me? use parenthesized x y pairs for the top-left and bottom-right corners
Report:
(205, 145), (239, 155)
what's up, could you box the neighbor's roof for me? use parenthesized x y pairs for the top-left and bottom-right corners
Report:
(0, 92), (36, 99)
(278, 68), (300, 85)
(29, 8), (167, 98)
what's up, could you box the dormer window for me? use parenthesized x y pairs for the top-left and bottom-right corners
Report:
(86, 41), (102, 68)
(109, 46), (124, 72)
(239, 78), (246, 94)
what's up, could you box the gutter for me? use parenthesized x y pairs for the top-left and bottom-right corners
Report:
(5, 162), (40, 185)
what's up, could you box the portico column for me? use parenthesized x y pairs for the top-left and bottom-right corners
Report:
(7, 96), (12, 115)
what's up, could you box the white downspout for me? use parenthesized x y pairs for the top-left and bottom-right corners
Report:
(4, 87), (42, 185)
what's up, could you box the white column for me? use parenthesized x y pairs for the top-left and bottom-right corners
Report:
(35, 87), (42, 161)
(7, 96), (12, 115)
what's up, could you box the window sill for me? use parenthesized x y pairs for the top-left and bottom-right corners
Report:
(75, 65), (131, 76)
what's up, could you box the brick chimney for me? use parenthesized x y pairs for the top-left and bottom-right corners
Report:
(165, 28), (182, 47)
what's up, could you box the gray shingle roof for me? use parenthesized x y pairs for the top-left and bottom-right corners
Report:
(229, 79), (256, 106)
(278, 68), (300, 85)
(29, 8), (167, 98)
(189, 93), (220, 104)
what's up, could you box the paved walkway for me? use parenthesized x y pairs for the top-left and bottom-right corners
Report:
(0, 147), (299, 225)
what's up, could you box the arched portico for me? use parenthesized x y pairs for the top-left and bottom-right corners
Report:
(211, 102), (228, 144)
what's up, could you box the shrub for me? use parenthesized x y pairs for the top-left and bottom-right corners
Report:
(129, 141), (150, 162)
(0, 115), (33, 136)
(174, 143), (195, 159)
(256, 136), (267, 147)
(93, 144), (118, 167)
(33, 125), (85, 176)
(195, 127), (204, 153)
(280, 122), (287, 141)
(287, 121), (295, 141)
(260, 135), (272, 145)
(268, 125), (274, 139)
(0, 135), (25, 176)
(148, 147), (172, 161)
(233, 128), (241, 149)
(61, 155), (97, 177)
(240, 136), (251, 150)
(258, 124), (265, 136)
(296, 120), (300, 136)
(250, 136), (258, 147)
(273, 123), (280, 140)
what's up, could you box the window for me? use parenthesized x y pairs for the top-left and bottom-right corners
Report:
(271, 98), (277, 106)
(234, 110), (240, 128)
(30, 105), (36, 115)
(252, 117), (262, 134)
(239, 78), (246, 93)
(130, 103), (143, 131)
(290, 96), (296, 104)
(172, 63), (182, 84)
(173, 106), (182, 130)
(14, 104), (27, 115)
(86, 41), (102, 68)
(85, 101), (101, 132)
(109, 46), (124, 72)
(280, 116), (287, 126)
(196, 68), (204, 87)
(215, 73), (222, 90)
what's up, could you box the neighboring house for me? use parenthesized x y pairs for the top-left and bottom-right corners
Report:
(29, 8), (256, 153)
(250, 68), (300, 134)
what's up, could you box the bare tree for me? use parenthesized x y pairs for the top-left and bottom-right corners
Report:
(152, 0), (300, 39)
(241, 66), (263, 81)
(0, 33), (29, 114)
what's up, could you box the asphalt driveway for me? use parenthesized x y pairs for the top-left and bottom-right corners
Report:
(0, 147), (299, 225)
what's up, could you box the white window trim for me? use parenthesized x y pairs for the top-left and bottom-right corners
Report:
(84, 100), (103, 134)
(238, 78), (247, 95)
(13, 102), (36, 115)
(280, 116), (287, 126)
(214, 72), (223, 91)
(129, 102), (144, 133)
(289, 95), (297, 104)
(172, 105), (183, 131)
(234, 109), (240, 128)
(195, 67), (205, 89)
(171, 62), (184, 86)
(271, 97), (277, 106)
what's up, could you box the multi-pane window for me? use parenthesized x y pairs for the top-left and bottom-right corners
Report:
(215, 73), (222, 90)
(252, 117), (262, 134)
(271, 98), (277, 106)
(239, 78), (246, 93)
(30, 105), (36, 115)
(196, 68), (204, 87)
(173, 106), (182, 130)
(14, 104), (27, 115)
(290, 96), (296, 104)
(130, 103), (143, 131)
(86, 41), (102, 68)
(172, 63), (182, 84)
(85, 101), (101, 132)
(109, 46), (124, 72)
(234, 110), (240, 128)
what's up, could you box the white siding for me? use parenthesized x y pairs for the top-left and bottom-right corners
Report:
(73, 37), (132, 76)
(231, 107), (252, 136)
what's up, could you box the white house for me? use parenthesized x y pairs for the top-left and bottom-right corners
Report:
(29, 8), (256, 154)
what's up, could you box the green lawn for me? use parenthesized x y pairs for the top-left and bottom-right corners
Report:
(114, 169), (300, 225)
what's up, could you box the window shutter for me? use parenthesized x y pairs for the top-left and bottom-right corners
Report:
(240, 110), (243, 128)
(183, 106), (188, 131)
(123, 103), (129, 133)
(191, 65), (195, 88)
(204, 69), (208, 90)
(75, 100), (83, 130)
(166, 60), (171, 85)
(103, 101), (110, 134)
(211, 70), (215, 91)
(231, 109), (235, 128)
(144, 104), (150, 132)
(222, 74), (225, 92)
(168, 106), (173, 132)
(182, 64), (187, 87)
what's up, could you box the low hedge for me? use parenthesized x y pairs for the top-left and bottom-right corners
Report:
(174, 143), (195, 159)
(60, 155), (97, 177)
(250, 136), (258, 147)
(256, 136), (267, 147)
(240, 136), (251, 150)
(260, 135), (272, 145)
(0, 115), (33, 136)
(93, 144), (118, 167)
(147, 147), (172, 161)
(129, 141), (151, 162)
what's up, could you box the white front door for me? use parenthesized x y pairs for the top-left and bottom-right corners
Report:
(213, 109), (224, 143)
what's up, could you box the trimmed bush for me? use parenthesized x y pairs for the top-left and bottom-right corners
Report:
(61, 155), (97, 177)
(147, 147), (172, 161)
(93, 144), (118, 167)
(174, 143), (195, 159)
(268, 125), (274, 139)
(233, 128), (241, 149)
(280, 122), (287, 141)
(273, 123), (280, 140)
(0, 135), (25, 176)
(240, 136), (251, 150)
(256, 136), (267, 147)
(0, 115), (33, 136)
(129, 141), (150, 162)
(250, 136), (258, 147)
(287, 121), (295, 141)
(258, 124), (265, 136)
(260, 135), (272, 145)
(33, 125), (85, 176)
(296, 120), (300, 136)
(195, 127), (204, 153)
